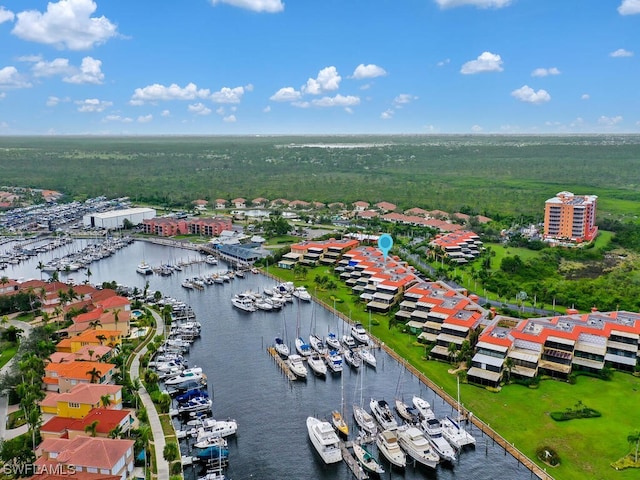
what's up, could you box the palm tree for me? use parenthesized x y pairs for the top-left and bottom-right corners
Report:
(37, 261), (45, 280)
(50, 270), (59, 283)
(84, 420), (99, 437)
(447, 342), (458, 365)
(504, 357), (515, 384)
(89, 319), (102, 330)
(628, 431), (640, 463)
(96, 334), (107, 345)
(112, 308), (121, 332)
(108, 424), (124, 439)
(163, 442), (179, 463)
(85, 268), (92, 285)
(86, 367), (103, 384)
(100, 394), (112, 408)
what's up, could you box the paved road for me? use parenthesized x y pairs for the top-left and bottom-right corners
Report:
(129, 311), (170, 480)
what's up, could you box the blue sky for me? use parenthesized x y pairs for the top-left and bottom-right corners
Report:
(0, 0), (638, 135)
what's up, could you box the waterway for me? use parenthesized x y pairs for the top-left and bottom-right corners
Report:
(3, 238), (540, 480)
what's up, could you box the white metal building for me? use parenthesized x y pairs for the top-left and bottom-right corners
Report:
(82, 207), (156, 229)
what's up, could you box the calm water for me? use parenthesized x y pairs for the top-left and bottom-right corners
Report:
(4, 239), (537, 480)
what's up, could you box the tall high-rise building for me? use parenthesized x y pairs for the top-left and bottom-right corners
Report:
(543, 191), (598, 243)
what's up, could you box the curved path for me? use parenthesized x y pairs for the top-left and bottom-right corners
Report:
(129, 310), (170, 480)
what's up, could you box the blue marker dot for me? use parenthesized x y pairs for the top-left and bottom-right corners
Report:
(378, 234), (393, 260)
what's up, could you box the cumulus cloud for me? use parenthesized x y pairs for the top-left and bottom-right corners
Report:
(130, 82), (211, 105)
(0, 6), (15, 23)
(263, 106), (271, 113)
(161, 110), (171, 117)
(310, 94), (360, 107)
(25, 55), (104, 84)
(598, 115), (623, 126)
(32, 57), (72, 77)
(531, 67), (560, 77)
(0, 66), (32, 89)
(435, 0), (511, 8)
(104, 115), (133, 123)
(618, 0), (640, 15)
(137, 114), (153, 123)
(211, 86), (246, 104)
(610, 48), (633, 57)
(437, 58), (451, 67)
(460, 51), (504, 74)
(302, 66), (341, 95)
(511, 85), (551, 104)
(223, 115), (237, 123)
(76, 98), (112, 112)
(210, 0), (284, 13)
(12, 0), (119, 50)
(188, 103), (212, 116)
(380, 109), (394, 120)
(46, 96), (70, 107)
(393, 94), (418, 106)
(64, 56), (104, 84)
(471, 125), (484, 132)
(269, 87), (301, 102)
(581, 94), (590, 100)
(351, 64), (387, 79)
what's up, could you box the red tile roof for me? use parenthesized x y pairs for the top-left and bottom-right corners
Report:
(41, 408), (131, 435)
(37, 436), (133, 470)
(41, 384), (121, 408)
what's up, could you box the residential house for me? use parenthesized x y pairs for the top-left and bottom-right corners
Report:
(375, 201), (397, 212)
(251, 197), (269, 207)
(43, 360), (116, 393)
(352, 201), (370, 212)
(214, 198), (227, 209)
(40, 384), (122, 418)
(56, 330), (123, 353)
(231, 198), (246, 208)
(40, 408), (133, 440)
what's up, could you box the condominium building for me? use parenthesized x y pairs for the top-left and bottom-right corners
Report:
(543, 191), (598, 243)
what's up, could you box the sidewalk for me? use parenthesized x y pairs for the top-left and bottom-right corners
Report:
(129, 311), (170, 480)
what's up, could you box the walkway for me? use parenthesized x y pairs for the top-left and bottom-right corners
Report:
(129, 310), (170, 480)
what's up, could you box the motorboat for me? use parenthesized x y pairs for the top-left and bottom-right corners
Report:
(293, 286), (312, 301)
(440, 415), (476, 449)
(295, 337), (312, 357)
(286, 354), (308, 379)
(193, 419), (239, 440)
(231, 295), (256, 312)
(370, 399), (398, 430)
(274, 337), (289, 357)
(351, 322), (369, 344)
(343, 349), (361, 369)
(326, 332), (341, 350)
(254, 298), (274, 311)
(178, 397), (213, 415)
(193, 445), (229, 463)
(353, 443), (385, 476)
(421, 417), (457, 464)
(306, 416), (342, 464)
(341, 334), (356, 349)
(358, 347), (377, 368)
(412, 395), (436, 420)
(353, 404), (377, 436)
(136, 261), (153, 275)
(205, 255), (218, 265)
(325, 350), (343, 373)
(394, 398), (420, 424)
(176, 388), (209, 404)
(396, 425), (440, 469)
(376, 429), (406, 469)
(164, 369), (205, 386)
(193, 436), (227, 450)
(331, 410), (349, 438)
(307, 352), (327, 377)
(309, 333), (328, 355)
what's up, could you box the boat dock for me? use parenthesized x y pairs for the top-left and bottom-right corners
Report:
(266, 347), (297, 381)
(339, 442), (369, 480)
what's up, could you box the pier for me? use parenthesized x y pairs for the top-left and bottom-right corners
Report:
(340, 442), (369, 480)
(267, 347), (297, 381)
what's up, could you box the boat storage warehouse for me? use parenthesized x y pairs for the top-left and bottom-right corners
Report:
(83, 207), (156, 229)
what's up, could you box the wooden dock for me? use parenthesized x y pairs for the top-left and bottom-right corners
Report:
(340, 442), (369, 480)
(267, 347), (297, 381)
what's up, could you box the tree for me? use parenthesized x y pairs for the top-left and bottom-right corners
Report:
(628, 431), (640, 463)
(504, 357), (515, 384)
(112, 308), (122, 331)
(87, 367), (102, 384)
(163, 442), (179, 463)
(100, 394), (112, 408)
(96, 334), (107, 345)
(109, 424), (124, 439)
(85, 268), (92, 285)
(89, 319), (102, 330)
(447, 342), (458, 365)
(37, 261), (45, 280)
(84, 420), (99, 437)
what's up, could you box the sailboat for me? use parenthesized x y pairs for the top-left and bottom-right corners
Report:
(353, 365), (377, 435)
(274, 309), (289, 357)
(440, 376), (476, 448)
(332, 363), (349, 438)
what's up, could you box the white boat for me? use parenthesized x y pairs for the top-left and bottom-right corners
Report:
(178, 397), (212, 415)
(309, 333), (328, 355)
(341, 334), (356, 349)
(353, 443), (385, 476)
(326, 332), (341, 350)
(193, 436), (227, 450)
(351, 322), (369, 344)
(307, 352), (327, 377)
(165, 369), (205, 386)
(353, 404), (377, 435)
(325, 350), (343, 373)
(205, 255), (218, 265)
(193, 419), (239, 441)
(396, 425), (440, 469)
(293, 286), (312, 301)
(376, 429), (406, 469)
(137, 261), (153, 275)
(358, 347), (377, 368)
(421, 417), (457, 463)
(231, 295), (256, 312)
(182, 279), (194, 289)
(370, 399), (398, 430)
(440, 416), (476, 449)
(343, 349), (361, 369)
(286, 354), (308, 379)
(274, 337), (289, 357)
(306, 416), (342, 464)
(295, 337), (312, 357)
(412, 395), (436, 420)
(254, 298), (273, 311)
(395, 398), (420, 424)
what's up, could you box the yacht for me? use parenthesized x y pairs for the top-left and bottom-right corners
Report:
(370, 399), (398, 430)
(343, 349), (361, 369)
(274, 337), (289, 357)
(306, 416), (342, 464)
(164, 369), (205, 386)
(421, 417), (457, 464)
(326, 332), (341, 350)
(307, 352), (327, 377)
(295, 337), (312, 357)
(325, 350), (343, 373)
(205, 255), (218, 265)
(440, 416), (476, 449)
(395, 398), (420, 424)
(309, 333), (328, 355)
(351, 322), (369, 344)
(293, 286), (312, 301)
(286, 354), (308, 379)
(231, 295), (256, 312)
(412, 395), (436, 420)
(376, 429), (406, 469)
(331, 410), (349, 438)
(353, 404), (377, 435)
(358, 346), (377, 368)
(136, 261), (153, 275)
(341, 334), (356, 349)
(396, 425), (440, 469)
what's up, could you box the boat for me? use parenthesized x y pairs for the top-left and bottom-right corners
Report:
(376, 429), (406, 469)
(205, 255), (218, 265)
(394, 398), (420, 424)
(421, 417), (457, 464)
(351, 322), (369, 344)
(307, 352), (327, 377)
(294, 337), (311, 357)
(341, 334), (356, 349)
(286, 354), (307, 379)
(293, 286), (312, 301)
(178, 397), (213, 415)
(309, 333), (328, 355)
(274, 337), (289, 357)
(353, 404), (377, 436)
(358, 346), (377, 368)
(370, 399), (398, 430)
(231, 295), (256, 312)
(193, 445), (229, 463)
(176, 388), (209, 404)
(326, 332), (341, 350)
(441, 415), (476, 449)
(306, 416), (342, 464)
(396, 425), (440, 469)
(193, 436), (228, 450)
(343, 348), (361, 369)
(325, 350), (343, 373)
(136, 261), (153, 275)
(412, 395), (435, 420)
(193, 418), (239, 440)
(353, 443), (385, 476)
(331, 410), (349, 438)
(164, 369), (205, 386)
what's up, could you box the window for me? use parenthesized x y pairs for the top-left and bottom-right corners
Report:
(69, 402), (80, 408)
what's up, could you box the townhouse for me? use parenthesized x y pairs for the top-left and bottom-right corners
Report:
(280, 238), (360, 269)
(429, 230), (484, 264)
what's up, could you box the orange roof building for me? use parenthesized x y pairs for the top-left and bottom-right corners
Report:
(44, 361), (116, 393)
(40, 384), (122, 418)
(41, 408), (133, 440)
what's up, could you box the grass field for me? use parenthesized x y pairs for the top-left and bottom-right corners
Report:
(0, 345), (17, 369)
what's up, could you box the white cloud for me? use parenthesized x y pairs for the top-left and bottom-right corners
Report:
(46, 96), (70, 107)
(598, 115), (623, 126)
(223, 115), (237, 123)
(130, 82), (211, 105)
(351, 64), (387, 79)
(437, 58), (450, 67)
(32, 58), (72, 77)
(581, 94), (590, 100)
(104, 114), (133, 123)
(436, 0), (511, 9)
(511, 85), (551, 104)
(471, 124), (484, 132)
(12, 0), (119, 50)
(26, 55), (104, 84)
(0, 93), (5, 100)
(0, 7), (15, 23)
(618, 0), (640, 15)
(0, 121), (8, 128)
(393, 94), (418, 106)
(216, 106), (225, 115)
(380, 109), (394, 120)
(188, 103), (212, 116)
(460, 51), (504, 74)
(137, 114), (153, 123)
(302, 66), (341, 95)
(610, 48), (633, 57)
(311, 94), (360, 108)
(210, 0), (284, 13)
(531, 67), (560, 77)
(76, 98), (112, 112)
(211, 86), (246, 104)
(64, 56), (104, 84)
(263, 106), (271, 113)
(161, 110), (170, 117)
(270, 87), (301, 102)
(0, 66), (32, 89)
(291, 101), (310, 108)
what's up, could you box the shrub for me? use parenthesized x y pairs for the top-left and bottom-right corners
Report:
(536, 446), (560, 466)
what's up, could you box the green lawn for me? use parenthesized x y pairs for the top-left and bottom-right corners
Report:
(0, 344), (17, 369)
(486, 242), (542, 270)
